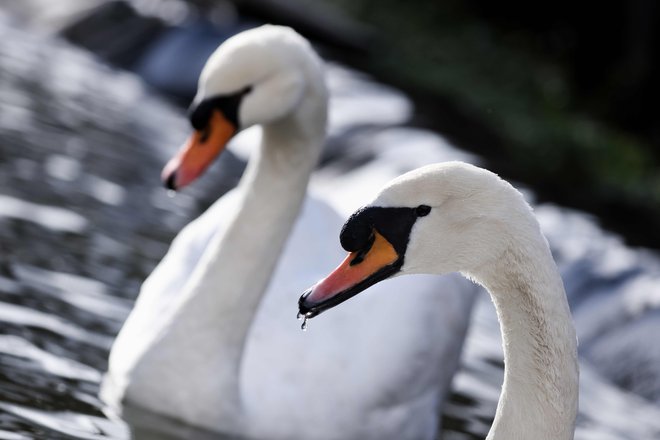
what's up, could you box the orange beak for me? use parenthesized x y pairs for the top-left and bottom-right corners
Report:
(162, 110), (236, 190)
(299, 230), (401, 316)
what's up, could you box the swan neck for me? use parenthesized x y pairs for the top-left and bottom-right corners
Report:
(201, 120), (321, 373)
(478, 237), (578, 440)
(141, 114), (324, 429)
(244, 120), (321, 194)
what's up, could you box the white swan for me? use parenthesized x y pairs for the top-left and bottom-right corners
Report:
(102, 26), (474, 439)
(300, 162), (580, 440)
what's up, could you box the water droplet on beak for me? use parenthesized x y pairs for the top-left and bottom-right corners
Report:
(167, 190), (176, 198)
(299, 312), (312, 332)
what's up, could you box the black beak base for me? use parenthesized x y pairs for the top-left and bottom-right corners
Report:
(297, 204), (432, 320)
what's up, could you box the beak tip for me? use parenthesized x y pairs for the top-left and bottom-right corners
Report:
(298, 289), (312, 313)
(163, 170), (178, 191)
(298, 288), (320, 318)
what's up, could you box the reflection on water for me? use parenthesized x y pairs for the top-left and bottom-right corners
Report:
(1, 8), (660, 440)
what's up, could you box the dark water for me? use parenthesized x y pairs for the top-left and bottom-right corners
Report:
(1, 8), (660, 440)
(0, 13), (241, 438)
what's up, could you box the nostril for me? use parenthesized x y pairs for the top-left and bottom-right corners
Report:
(349, 232), (375, 266)
(164, 171), (177, 191)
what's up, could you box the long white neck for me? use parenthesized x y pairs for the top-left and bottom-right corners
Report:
(472, 228), (578, 440)
(138, 99), (325, 428)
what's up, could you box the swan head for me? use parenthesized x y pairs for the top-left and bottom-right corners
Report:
(299, 161), (536, 317)
(162, 25), (327, 190)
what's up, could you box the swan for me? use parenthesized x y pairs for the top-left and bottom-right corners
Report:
(300, 161), (580, 440)
(102, 25), (475, 439)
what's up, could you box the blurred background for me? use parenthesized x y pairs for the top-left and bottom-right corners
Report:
(0, 0), (659, 438)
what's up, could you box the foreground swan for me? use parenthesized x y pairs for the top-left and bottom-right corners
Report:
(300, 162), (580, 440)
(103, 26), (474, 439)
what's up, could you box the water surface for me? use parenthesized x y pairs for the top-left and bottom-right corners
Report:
(1, 12), (660, 440)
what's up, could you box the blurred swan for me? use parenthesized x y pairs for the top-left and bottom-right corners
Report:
(102, 25), (474, 439)
(300, 162), (580, 440)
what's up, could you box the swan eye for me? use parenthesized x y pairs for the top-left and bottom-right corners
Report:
(416, 205), (431, 217)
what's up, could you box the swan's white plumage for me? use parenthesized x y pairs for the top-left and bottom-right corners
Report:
(336, 162), (579, 440)
(103, 25), (475, 440)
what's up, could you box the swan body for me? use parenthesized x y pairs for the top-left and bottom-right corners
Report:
(300, 162), (579, 440)
(103, 26), (474, 439)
